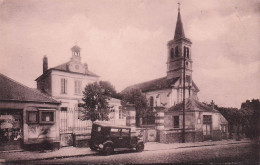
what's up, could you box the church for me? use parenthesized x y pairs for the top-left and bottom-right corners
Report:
(122, 6), (199, 110)
(122, 6), (228, 142)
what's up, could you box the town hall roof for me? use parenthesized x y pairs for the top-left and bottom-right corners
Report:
(53, 62), (99, 77)
(121, 77), (180, 93)
(35, 62), (99, 81)
(0, 73), (59, 104)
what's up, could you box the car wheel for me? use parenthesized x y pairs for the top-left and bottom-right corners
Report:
(103, 145), (114, 156)
(89, 141), (97, 151)
(136, 143), (144, 152)
(89, 145), (97, 151)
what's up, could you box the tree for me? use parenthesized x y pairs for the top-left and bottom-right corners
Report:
(80, 82), (111, 122)
(121, 88), (148, 126)
(99, 81), (120, 99)
(240, 99), (260, 139)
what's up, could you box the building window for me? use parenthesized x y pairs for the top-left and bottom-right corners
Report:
(175, 46), (179, 57)
(186, 75), (191, 84)
(74, 80), (82, 95)
(60, 107), (68, 111)
(61, 78), (67, 94)
(39, 111), (55, 124)
(221, 125), (226, 133)
(27, 111), (38, 124)
(170, 48), (174, 58)
(173, 116), (179, 128)
(119, 109), (123, 119)
(149, 96), (154, 107)
(203, 115), (212, 124)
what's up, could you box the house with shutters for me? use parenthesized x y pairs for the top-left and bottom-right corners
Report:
(35, 45), (126, 146)
(122, 5), (228, 142)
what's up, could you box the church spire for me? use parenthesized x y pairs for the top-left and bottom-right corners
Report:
(174, 2), (185, 40)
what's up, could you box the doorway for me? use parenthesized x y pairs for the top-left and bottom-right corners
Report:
(0, 109), (23, 151)
(203, 115), (212, 140)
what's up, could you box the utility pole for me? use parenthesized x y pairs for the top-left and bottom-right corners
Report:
(182, 50), (186, 143)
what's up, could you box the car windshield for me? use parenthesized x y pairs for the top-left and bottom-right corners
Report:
(93, 124), (131, 137)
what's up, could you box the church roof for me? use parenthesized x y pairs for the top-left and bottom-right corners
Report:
(121, 77), (179, 93)
(168, 98), (219, 113)
(174, 9), (185, 41)
(0, 73), (59, 104)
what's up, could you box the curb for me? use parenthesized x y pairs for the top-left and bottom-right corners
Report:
(5, 141), (251, 163)
(144, 141), (251, 151)
(7, 152), (97, 163)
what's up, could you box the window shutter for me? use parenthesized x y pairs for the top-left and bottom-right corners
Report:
(61, 79), (64, 93)
(65, 79), (67, 93)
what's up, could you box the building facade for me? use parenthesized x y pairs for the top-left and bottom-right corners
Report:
(36, 45), (99, 110)
(122, 7), (199, 109)
(122, 6), (228, 142)
(0, 73), (60, 151)
(35, 45), (126, 144)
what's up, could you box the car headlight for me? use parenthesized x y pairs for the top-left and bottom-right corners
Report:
(98, 144), (103, 149)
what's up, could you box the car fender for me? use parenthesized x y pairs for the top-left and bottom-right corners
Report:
(103, 140), (114, 147)
(137, 140), (144, 145)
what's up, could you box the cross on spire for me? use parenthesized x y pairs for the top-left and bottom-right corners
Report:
(178, 2), (181, 12)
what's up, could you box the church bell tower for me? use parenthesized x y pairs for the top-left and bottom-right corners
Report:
(167, 4), (192, 86)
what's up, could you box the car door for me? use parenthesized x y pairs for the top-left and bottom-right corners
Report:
(119, 128), (130, 148)
(110, 128), (121, 148)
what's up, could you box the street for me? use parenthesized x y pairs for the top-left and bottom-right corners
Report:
(24, 142), (259, 164)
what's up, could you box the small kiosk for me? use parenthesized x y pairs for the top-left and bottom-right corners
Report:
(0, 73), (60, 151)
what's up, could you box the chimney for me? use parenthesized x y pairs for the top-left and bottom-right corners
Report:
(43, 56), (48, 73)
(210, 100), (215, 110)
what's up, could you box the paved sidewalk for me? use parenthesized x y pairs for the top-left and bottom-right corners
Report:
(0, 138), (252, 163)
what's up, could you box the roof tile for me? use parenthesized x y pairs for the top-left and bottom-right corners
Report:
(0, 73), (59, 104)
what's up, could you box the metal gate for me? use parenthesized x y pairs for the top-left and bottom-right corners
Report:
(60, 108), (92, 147)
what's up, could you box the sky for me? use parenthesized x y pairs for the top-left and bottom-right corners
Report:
(0, 0), (259, 108)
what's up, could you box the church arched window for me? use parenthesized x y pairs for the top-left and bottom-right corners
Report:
(149, 96), (154, 107)
(170, 48), (174, 58)
(184, 47), (190, 58)
(187, 48), (190, 58)
(184, 46), (186, 57)
(175, 46), (179, 57)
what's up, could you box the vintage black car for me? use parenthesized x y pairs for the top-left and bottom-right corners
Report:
(89, 121), (144, 155)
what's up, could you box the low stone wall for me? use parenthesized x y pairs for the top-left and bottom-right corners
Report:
(72, 134), (91, 147)
(23, 141), (60, 151)
(212, 130), (222, 141)
(159, 130), (204, 143)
